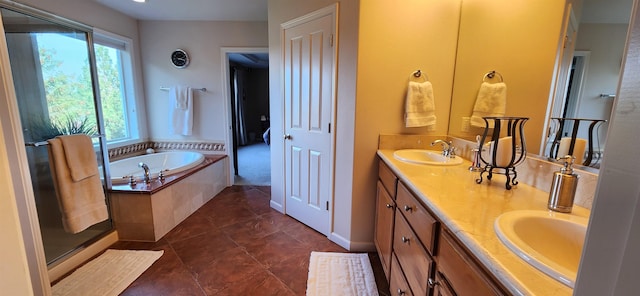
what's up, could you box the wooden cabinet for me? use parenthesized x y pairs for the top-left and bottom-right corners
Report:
(375, 160), (398, 280)
(390, 253), (414, 296)
(396, 182), (438, 255)
(376, 157), (508, 296)
(435, 229), (507, 295)
(394, 207), (434, 296)
(375, 181), (395, 280)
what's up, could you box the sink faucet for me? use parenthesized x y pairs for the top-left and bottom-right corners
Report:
(138, 162), (151, 184)
(431, 140), (455, 158)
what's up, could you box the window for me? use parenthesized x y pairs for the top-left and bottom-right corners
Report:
(34, 29), (139, 145)
(93, 30), (139, 144)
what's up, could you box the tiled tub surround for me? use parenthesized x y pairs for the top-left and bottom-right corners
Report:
(108, 140), (225, 161)
(110, 155), (228, 242)
(379, 134), (598, 209)
(377, 149), (590, 295)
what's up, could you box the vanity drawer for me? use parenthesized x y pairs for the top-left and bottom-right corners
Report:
(390, 253), (414, 296)
(378, 160), (398, 198)
(397, 181), (438, 255)
(394, 209), (434, 296)
(437, 229), (505, 296)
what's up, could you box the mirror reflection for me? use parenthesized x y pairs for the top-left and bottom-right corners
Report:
(545, 0), (632, 169)
(447, 0), (633, 171)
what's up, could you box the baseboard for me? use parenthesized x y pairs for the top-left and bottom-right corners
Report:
(48, 230), (119, 282)
(270, 200), (284, 213)
(329, 232), (376, 252)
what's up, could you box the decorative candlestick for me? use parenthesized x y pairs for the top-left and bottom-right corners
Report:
(475, 116), (529, 190)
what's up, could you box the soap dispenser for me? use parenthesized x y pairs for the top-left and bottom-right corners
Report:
(548, 155), (579, 213)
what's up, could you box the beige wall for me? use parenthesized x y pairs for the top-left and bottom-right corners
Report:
(353, 0), (461, 247)
(138, 20), (267, 142)
(0, 106), (35, 296)
(448, 0), (566, 154)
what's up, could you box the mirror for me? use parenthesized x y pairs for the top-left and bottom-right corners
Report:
(447, 0), (633, 171)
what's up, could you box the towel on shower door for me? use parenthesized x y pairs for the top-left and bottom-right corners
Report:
(169, 85), (193, 136)
(470, 82), (507, 128)
(404, 81), (437, 127)
(47, 134), (108, 234)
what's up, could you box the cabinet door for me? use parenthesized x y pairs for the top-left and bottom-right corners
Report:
(394, 210), (434, 296)
(374, 181), (395, 280)
(437, 230), (506, 295)
(390, 253), (414, 296)
(433, 271), (455, 296)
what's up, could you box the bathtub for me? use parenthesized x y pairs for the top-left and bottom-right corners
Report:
(109, 151), (205, 184)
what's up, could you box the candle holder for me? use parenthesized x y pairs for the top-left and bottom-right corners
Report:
(475, 116), (529, 190)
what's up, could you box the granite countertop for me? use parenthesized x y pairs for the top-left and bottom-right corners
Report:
(377, 149), (590, 296)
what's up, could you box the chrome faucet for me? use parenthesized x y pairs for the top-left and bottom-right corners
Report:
(138, 162), (151, 183)
(431, 140), (455, 158)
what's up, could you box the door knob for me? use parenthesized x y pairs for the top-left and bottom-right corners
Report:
(284, 134), (292, 140)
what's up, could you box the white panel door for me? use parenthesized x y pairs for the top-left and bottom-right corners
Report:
(282, 6), (336, 236)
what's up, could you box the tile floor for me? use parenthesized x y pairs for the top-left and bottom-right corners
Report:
(109, 185), (390, 295)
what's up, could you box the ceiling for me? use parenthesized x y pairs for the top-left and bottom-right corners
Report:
(92, 0), (268, 21)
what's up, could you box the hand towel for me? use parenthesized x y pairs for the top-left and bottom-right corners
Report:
(169, 86), (193, 136)
(58, 134), (98, 182)
(47, 135), (108, 234)
(404, 81), (437, 128)
(470, 82), (507, 128)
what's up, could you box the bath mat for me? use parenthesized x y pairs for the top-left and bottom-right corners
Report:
(306, 252), (379, 296)
(51, 249), (163, 296)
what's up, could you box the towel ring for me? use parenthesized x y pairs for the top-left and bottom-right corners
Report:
(483, 70), (504, 83)
(410, 70), (428, 82)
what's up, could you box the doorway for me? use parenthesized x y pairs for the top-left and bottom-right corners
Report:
(222, 49), (270, 185)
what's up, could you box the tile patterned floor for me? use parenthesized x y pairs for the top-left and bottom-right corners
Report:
(110, 185), (390, 295)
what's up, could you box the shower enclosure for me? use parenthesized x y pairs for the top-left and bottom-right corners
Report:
(1, 4), (113, 265)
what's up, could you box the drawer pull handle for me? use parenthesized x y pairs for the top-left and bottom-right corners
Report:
(386, 203), (393, 209)
(428, 278), (439, 288)
(403, 205), (413, 212)
(401, 236), (410, 243)
(397, 288), (405, 295)
(427, 278), (440, 288)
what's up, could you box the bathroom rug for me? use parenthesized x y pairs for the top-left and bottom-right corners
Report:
(306, 251), (379, 296)
(51, 249), (163, 296)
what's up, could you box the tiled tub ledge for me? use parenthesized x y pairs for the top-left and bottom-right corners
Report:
(110, 155), (228, 242)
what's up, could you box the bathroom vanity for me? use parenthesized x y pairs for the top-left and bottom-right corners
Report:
(375, 149), (590, 295)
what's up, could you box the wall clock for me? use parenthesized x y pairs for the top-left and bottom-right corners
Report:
(171, 49), (189, 68)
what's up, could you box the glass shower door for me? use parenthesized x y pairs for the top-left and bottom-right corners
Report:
(1, 7), (112, 265)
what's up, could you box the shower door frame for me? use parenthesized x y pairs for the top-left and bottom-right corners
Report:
(0, 1), (114, 294)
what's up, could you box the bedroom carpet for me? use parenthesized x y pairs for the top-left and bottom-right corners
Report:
(235, 143), (271, 185)
(51, 249), (163, 296)
(306, 252), (379, 296)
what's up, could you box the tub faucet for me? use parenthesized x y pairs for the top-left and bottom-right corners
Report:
(138, 162), (151, 183)
(431, 140), (455, 158)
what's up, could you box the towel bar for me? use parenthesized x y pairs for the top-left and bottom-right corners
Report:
(25, 134), (105, 147)
(160, 87), (207, 92)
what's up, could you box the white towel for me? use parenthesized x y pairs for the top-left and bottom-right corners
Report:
(169, 86), (193, 136)
(404, 81), (436, 128)
(470, 82), (507, 128)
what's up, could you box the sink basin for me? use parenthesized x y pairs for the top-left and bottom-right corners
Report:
(494, 210), (588, 288)
(393, 149), (463, 166)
